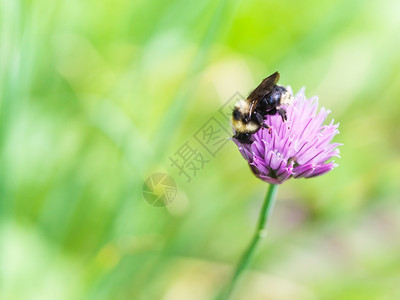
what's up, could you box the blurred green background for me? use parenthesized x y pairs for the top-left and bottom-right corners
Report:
(1, 0), (400, 299)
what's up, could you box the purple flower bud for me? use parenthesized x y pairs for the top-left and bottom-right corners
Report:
(233, 88), (341, 184)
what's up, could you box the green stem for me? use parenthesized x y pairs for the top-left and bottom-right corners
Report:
(217, 184), (279, 300)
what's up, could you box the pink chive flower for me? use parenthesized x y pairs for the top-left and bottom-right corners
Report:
(233, 87), (341, 184)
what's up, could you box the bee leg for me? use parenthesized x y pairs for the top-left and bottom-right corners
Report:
(277, 107), (287, 122)
(253, 111), (271, 134)
(265, 107), (276, 116)
(261, 123), (270, 129)
(253, 111), (264, 124)
(261, 123), (272, 134)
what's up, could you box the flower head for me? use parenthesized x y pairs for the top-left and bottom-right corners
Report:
(233, 88), (341, 184)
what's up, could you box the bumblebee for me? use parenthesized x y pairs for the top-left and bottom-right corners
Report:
(231, 72), (293, 144)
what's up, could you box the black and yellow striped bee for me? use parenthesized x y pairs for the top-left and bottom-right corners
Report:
(231, 72), (293, 144)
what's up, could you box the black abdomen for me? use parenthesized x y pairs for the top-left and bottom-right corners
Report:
(257, 85), (286, 114)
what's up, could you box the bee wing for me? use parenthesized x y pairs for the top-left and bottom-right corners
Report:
(248, 72), (280, 116)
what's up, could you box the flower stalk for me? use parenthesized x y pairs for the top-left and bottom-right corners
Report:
(217, 184), (279, 300)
